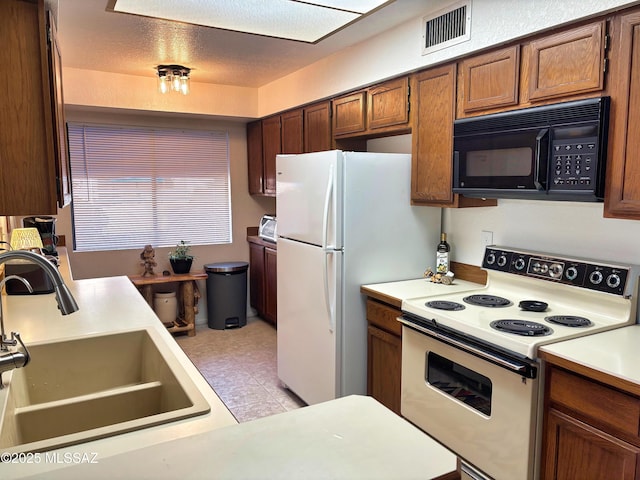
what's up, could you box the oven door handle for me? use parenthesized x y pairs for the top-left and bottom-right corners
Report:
(399, 317), (535, 377)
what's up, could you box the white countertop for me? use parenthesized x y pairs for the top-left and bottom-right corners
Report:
(22, 395), (458, 480)
(540, 324), (640, 388)
(361, 278), (483, 307)
(1, 250), (458, 479)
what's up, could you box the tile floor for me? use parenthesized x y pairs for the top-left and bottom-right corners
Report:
(176, 317), (306, 423)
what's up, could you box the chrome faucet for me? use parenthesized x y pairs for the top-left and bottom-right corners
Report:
(0, 250), (79, 316)
(0, 250), (80, 388)
(0, 275), (33, 351)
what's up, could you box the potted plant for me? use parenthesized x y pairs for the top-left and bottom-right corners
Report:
(169, 240), (194, 274)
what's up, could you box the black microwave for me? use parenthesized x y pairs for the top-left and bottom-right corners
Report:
(453, 97), (610, 201)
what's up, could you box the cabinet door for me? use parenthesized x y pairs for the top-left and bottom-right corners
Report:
(247, 120), (264, 195)
(281, 109), (303, 155)
(458, 45), (520, 114)
(264, 247), (277, 326)
(249, 243), (265, 315)
(0, 0), (58, 215)
(367, 325), (401, 415)
(304, 101), (332, 153)
(605, 11), (640, 219)
(542, 409), (640, 480)
(262, 115), (281, 196)
(367, 77), (409, 130)
(411, 64), (457, 205)
(47, 11), (71, 209)
(332, 92), (366, 136)
(525, 21), (606, 102)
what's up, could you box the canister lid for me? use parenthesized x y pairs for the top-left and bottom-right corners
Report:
(205, 261), (249, 273)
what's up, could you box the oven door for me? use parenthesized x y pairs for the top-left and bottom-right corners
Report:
(400, 323), (540, 480)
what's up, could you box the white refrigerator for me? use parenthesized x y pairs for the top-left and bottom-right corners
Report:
(276, 150), (440, 405)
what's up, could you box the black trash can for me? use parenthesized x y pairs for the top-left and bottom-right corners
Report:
(205, 261), (249, 330)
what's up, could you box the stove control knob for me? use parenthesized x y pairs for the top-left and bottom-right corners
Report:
(532, 262), (542, 273)
(486, 252), (496, 265)
(497, 255), (508, 267)
(565, 266), (579, 281)
(539, 263), (549, 274)
(549, 263), (563, 278)
(589, 270), (604, 285)
(514, 258), (526, 271)
(607, 274), (621, 289)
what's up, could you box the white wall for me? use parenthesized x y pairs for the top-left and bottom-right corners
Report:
(257, 0), (640, 116)
(59, 108), (275, 281)
(444, 201), (640, 267)
(368, 135), (640, 269)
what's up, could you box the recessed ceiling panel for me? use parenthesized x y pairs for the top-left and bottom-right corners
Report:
(113, 0), (392, 43)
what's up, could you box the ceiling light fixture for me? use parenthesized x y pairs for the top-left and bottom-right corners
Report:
(156, 64), (191, 95)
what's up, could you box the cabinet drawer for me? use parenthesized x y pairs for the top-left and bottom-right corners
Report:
(366, 299), (402, 337)
(549, 367), (640, 438)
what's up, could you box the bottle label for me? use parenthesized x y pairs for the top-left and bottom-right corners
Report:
(436, 252), (449, 274)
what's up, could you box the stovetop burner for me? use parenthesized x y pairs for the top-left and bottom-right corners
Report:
(464, 294), (512, 308)
(425, 300), (465, 311)
(490, 320), (553, 336)
(545, 315), (593, 327)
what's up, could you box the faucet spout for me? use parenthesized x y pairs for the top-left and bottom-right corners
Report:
(0, 250), (79, 315)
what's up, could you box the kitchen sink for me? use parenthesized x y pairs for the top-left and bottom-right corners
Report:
(0, 329), (210, 452)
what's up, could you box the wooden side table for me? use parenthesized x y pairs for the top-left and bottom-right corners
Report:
(128, 272), (207, 336)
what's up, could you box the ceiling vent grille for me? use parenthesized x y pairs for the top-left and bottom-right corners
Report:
(422, 1), (471, 55)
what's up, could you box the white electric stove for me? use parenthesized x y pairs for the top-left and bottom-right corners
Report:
(402, 246), (639, 360)
(399, 246), (639, 480)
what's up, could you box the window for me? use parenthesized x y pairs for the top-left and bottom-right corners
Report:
(67, 123), (231, 252)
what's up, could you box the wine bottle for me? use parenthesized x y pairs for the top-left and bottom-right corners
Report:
(436, 233), (450, 274)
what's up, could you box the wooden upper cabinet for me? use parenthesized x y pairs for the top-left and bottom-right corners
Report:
(332, 92), (366, 136)
(604, 10), (640, 219)
(281, 108), (303, 154)
(411, 64), (457, 205)
(48, 11), (71, 209)
(0, 0), (67, 215)
(525, 21), (606, 102)
(367, 77), (409, 129)
(261, 115), (281, 196)
(458, 45), (520, 115)
(246, 120), (263, 195)
(411, 65), (495, 208)
(332, 78), (410, 139)
(304, 101), (332, 153)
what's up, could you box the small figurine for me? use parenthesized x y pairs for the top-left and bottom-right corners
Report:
(140, 245), (157, 277)
(424, 267), (455, 285)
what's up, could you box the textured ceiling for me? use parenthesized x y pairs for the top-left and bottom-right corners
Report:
(112, 0), (393, 43)
(56, 0), (432, 88)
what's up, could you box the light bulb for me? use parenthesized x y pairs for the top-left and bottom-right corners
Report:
(158, 75), (169, 94)
(171, 72), (181, 92)
(180, 76), (190, 95)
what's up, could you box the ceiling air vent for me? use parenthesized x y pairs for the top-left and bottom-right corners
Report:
(422, 1), (471, 55)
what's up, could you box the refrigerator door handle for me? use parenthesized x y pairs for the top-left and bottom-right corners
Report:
(323, 250), (336, 333)
(322, 163), (334, 251)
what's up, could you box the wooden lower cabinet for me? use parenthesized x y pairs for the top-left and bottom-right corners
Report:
(248, 238), (277, 326)
(541, 362), (640, 479)
(263, 246), (277, 325)
(365, 298), (402, 415)
(543, 409), (640, 480)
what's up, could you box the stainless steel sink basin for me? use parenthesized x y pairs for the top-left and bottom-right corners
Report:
(0, 329), (210, 452)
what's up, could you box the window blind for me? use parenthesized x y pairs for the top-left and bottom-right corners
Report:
(67, 123), (232, 252)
